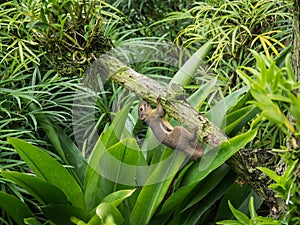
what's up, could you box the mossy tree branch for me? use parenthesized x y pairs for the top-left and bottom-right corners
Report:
(89, 54), (227, 149)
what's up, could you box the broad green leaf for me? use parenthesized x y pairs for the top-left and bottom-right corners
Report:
(289, 93), (300, 121)
(87, 137), (107, 172)
(100, 102), (132, 148)
(25, 101), (65, 159)
(228, 201), (250, 224)
(284, 52), (295, 82)
(130, 152), (186, 225)
(157, 182), (198, 216)
(251, 216), (282, 224)
(215, 183), (262, 222)
(188, 77), (217, 109)
(253, 51), (268, 80)
(141, 130), (167, 165)
(84, 139), (114, 211)
(42, 203), (89, 225)
(8, 138), (85, 209)
(69, 216), (88, 225)
(206, 87), (249, 128)
(184, 129), (257, 185)
(274, 45), (291, 67)
(26, 101), (87, 188)
(236, 69), (253, 87)
(225, 106), (260, 136)
(96, 202), (124, 225)
(282, 159), (298, 182)
(159, 129), (257, 215)
(261, 106), (285, 125)
(250, 91), (271, 107)
(266, 93), (291, 103)
(54, 126), (88, 188)
(225, 91), (261, 136)
(84, 166), (114, 211)
(169, 170), (236, 225)
(99, 138), (145, 186)
(181, 164), (231, 212)
(171, 40), (212, 85)
(0, 191), (34, 225)
(2, 171), (68, 205)
(86, 214), (102, 225)
(84, 104), (137, 210)
(102, 189), (135, 207)
(107, 138), (141, 165)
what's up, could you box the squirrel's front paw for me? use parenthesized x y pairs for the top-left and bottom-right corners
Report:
(157, 95), (161, 102)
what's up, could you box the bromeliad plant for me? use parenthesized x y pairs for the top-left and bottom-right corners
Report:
(0, 86), (257, 224)
(237, 51), (300, 138)
(0, 0), (118, 77)
(0, 106), (257, 225)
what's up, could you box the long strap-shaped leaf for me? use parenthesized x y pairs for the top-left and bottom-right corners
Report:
(130, 151), (186, 225)
(8, 137), (85, 209)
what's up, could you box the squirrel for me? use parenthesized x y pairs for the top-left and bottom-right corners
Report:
(138, 97), (203, 160)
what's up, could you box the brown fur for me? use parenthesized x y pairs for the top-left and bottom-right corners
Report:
(138, 97), (203, 160)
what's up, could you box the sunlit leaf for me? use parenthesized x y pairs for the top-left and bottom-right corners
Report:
(130, 152), (186, 225)
(96, 202), (124, 225)
(102, 189), (135, 207)
(228, 201), (250, 224)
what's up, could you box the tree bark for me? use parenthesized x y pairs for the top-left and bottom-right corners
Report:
(86, 54), (227, 149)
(292, 0), (300, 81)
(291, 0), (300, 192)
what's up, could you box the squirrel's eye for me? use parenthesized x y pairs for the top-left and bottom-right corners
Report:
(139, 107), (143, 111)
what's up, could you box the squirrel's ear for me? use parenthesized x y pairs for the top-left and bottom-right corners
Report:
(141, 99), (150, 105)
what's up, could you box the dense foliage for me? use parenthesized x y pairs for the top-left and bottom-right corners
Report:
(0, 0), (299, 224)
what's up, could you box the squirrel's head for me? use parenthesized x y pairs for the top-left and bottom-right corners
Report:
(138, 100), (151, 121)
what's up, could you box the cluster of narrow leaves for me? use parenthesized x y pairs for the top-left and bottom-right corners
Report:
(169, 0), (291, 63)
(259, 161), (300, 224)
(237, 51), (300, 136)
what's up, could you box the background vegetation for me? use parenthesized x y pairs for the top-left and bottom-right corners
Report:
(0, 0), (299, 225)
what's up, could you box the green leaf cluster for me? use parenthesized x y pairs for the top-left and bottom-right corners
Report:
(1, 134), (135, 225)
(170, 0), (292, 64)
(237, 51), (300, 136)
(0, 116), (257, 225)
